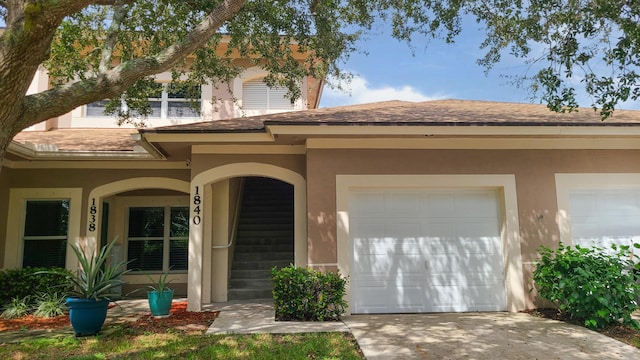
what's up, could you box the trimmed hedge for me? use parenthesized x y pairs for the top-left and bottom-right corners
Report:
(272, 265), (347, 321)
(532, 243), (640, 329)
(0, 267), (73, 306)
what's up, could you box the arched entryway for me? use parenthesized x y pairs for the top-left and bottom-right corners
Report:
(188, 163), (306, 311)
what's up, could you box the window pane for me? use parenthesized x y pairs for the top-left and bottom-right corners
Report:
(128, 207), (164, 237)
(23, 239), (66, 268)
(169, 239), (188, 270)
(148, 100), (162, 117)
(127, 240), (163, 271)
(170, 207), (189, 237)
(168, 101), (200, 117)
(24, 200), (69, 237)
(86, 100), (110, 117)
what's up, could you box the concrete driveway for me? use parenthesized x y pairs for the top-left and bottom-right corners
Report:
(343, 312), (640, 360)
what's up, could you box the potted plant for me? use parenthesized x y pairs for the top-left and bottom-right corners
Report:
(65, 240), (129, 336)
(145, 271), (174, 317)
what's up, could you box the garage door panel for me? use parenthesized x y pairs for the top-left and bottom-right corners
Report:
(389, 192), (421, 215)
(351, 188), (506, 314)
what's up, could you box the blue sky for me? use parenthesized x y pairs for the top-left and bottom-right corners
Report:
(318, 18), (640, 111)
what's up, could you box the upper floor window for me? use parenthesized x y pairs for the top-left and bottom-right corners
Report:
(86, 83), (201, 119)
(23, 200), (69, 268)
(242, 79), (294, 110)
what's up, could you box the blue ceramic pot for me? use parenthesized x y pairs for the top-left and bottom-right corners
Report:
(66, 297), (110, 336)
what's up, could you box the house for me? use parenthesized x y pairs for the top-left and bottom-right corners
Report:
(3, 97), (640, 314)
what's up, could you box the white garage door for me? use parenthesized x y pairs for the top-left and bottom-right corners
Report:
(569, 189), (640, 250)
(350, 188), (506, 314)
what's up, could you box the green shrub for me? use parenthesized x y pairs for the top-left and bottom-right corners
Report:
(272, 265), (347, 321)
(0, 267), (73, 306)
(1, 296), (32, 319)
(532, 243), (640, 329)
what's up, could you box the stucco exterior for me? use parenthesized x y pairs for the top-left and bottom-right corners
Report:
(3, 99), (640, 313)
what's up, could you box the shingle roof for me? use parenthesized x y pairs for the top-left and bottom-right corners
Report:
(141, 99), (640, 134)
(12, 129), (138, 152)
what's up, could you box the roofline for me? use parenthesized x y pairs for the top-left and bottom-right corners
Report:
(139, 123), (640, 141)
(6, 140), (158, 161)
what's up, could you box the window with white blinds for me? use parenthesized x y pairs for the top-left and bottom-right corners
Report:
(126, 206), (188, 272)
(242, 79), (295, 110)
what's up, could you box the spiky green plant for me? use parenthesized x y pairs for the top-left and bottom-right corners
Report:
(145, 270), (174, 294)
(33, 292), (67, 318)
(1, 296), (31, 319)
(67, 240), (131, 300)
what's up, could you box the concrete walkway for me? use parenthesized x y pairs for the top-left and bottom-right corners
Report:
(205, 300), (350, 334)
(343, 312), (640, 360)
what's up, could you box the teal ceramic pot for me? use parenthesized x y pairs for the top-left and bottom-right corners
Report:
(147, 289), (174, 317)
(66, 297), (110, 336)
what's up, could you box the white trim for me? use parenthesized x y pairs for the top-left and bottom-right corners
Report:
(336, 174), (525, 314)
(115, 196), (189, 275)
(555, 173), (640, 245)
(188, 163), (307, 311)
(4, 188), (83, 270)
(306, 137), (640, 150)
(86, 178), (190, 261)
(141, 133), (274, 143)
(192, 145), (306, 154)
(272, 125), (640, 137)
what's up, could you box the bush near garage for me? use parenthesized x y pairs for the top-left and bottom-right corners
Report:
(272, 265), (347, 321)
(0, 267), (72, 306)
(532, 243), (640, 329)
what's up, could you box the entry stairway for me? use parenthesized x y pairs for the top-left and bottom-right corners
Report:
(227, 177), (295, 300)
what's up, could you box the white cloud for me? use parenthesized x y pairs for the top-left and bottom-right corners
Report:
(320, 74), (450, 108)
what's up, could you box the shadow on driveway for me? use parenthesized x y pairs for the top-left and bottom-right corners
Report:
(344, 312), (640, 360)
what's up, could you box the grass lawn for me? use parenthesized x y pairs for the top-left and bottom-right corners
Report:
(0, 325), (364, 359)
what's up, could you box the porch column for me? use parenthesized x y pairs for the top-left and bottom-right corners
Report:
(187, 182), (204, 311)
(211, 180), (230, 302)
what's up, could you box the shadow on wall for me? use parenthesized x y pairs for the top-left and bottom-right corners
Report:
(519, 209), (561, 309)
(307, 211), (337, 271)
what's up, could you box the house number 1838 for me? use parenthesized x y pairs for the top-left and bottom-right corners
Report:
(193, 186), (201, 225)
(88, 198), (97, 232)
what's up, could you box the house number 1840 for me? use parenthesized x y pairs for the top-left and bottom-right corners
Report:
(193, 186), (201, 225)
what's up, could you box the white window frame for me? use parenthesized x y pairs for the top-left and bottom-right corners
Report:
(119, 196), (189, 274)
(4, 188), (83, 269)
(555, 173), (640, 247)
(84, 83), (201, 119)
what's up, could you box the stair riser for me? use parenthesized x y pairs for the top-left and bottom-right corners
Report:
(232, 261), (292, 270)
(228, 288), (274, 301)
(235, 252), (294, 261)
(234, 244), (294, 252)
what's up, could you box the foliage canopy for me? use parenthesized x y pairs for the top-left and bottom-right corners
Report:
(1, 0), (639, 163)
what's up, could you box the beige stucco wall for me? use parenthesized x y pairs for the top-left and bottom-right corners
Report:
(0, 166), (11, 268)
(190, 154), (306, 179)
(5, 168), (190, 236)
(306, 148), (640, 308)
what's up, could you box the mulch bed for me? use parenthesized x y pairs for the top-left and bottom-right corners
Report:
(0, 301), (219, 333)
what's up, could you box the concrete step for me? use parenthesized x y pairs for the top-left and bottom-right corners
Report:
(234, 244), (294, 252)
(231, 260), (292, 270)
(234, 251), (293, 262)
(229, 279), (273, 288)
(230, 269), (273, 279)
(227, 288), (274, 301)
(236, 223), (293, 231)
(235, 230), (294, 238)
